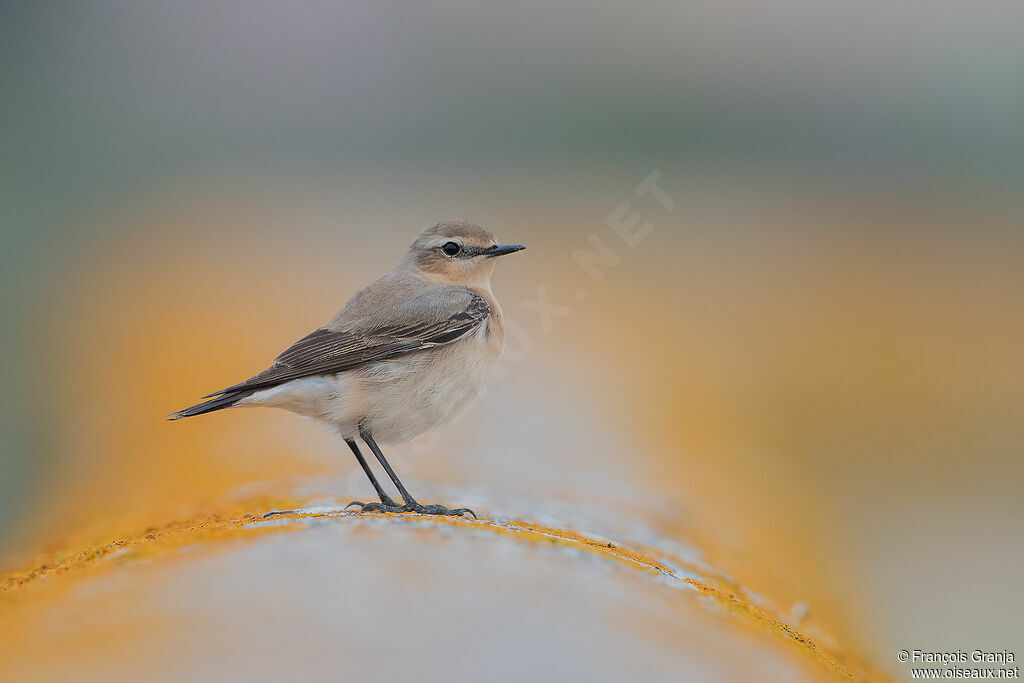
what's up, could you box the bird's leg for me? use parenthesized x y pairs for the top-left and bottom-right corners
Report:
(344, 438), (399, 509)
(359, 429), (418, 506)
(268, 436), (400, 519)
(348, 426), (476, 518)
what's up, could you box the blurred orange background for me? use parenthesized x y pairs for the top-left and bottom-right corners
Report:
(2, 2), (1022, 679)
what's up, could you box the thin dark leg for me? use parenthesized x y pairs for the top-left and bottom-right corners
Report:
(345, 438), (398, 507)
(347, 425), (475, 518)
(267, 437), (402, 518)
(359, 427), (418, 506)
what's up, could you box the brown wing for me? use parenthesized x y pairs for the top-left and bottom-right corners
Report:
(205, 294), (490, 398)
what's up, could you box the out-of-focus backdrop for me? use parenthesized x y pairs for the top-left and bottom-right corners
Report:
(1, 2), (1022, 679)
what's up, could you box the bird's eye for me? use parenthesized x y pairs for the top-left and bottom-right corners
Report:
(441, 241), (462, 256)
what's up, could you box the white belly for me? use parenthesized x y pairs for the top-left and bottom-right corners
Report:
(240, 331), (499, 445)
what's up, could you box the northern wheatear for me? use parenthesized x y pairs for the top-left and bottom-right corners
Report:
(171, 220), (524, 517)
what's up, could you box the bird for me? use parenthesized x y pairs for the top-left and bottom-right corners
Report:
(170, 220), (524, 518)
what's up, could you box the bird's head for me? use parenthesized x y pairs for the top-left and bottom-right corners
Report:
(405, 220), (525, 289)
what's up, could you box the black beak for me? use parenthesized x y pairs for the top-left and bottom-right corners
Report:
(484, 243), (526, 258)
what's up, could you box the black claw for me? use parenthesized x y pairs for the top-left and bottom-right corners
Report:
(347, 496), (400, 510)
(262, 509), (298, 518)
(347, 501), (405, 514)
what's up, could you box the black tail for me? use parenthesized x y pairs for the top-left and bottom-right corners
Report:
(168, 388), (256, 420)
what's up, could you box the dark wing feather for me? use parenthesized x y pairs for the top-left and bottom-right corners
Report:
(205, 294), (490, 398)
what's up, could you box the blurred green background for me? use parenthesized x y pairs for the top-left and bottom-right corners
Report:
(2, 2), (1022, 677)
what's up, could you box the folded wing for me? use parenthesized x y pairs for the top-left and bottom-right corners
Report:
(169, 291), (490, 419)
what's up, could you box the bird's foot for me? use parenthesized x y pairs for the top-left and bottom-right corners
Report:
(407, 502), (477, 518)
(345, 500), (476, 518)
(344, 500), (396, 513)
(262, 509), (299, 518)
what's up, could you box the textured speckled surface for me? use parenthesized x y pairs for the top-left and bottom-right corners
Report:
(0, 499), (873, 682)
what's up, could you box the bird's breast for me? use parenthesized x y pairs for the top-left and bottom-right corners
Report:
(345, 335), (499, 444)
